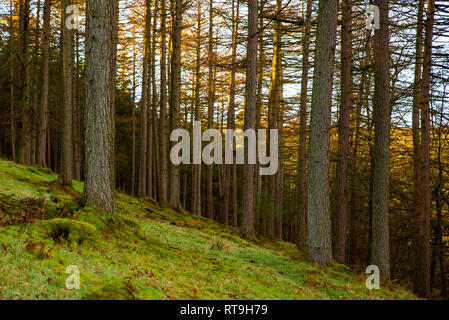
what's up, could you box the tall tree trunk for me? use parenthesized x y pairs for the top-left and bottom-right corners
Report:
(255, 0), (265, 235)
(297, 0), (312, 249)
(9, 0), (16, 163)
(414, 0), (434, 299)
(435, 100), (447, 297)
(17, 0), (31, 165)
(159, 0), (169, 203)
(412, 0), (425, 296)
(241, 0), (257, 240)
(131, 34), (137, 196)
(307, 0), (338, 266)
(334, 0), (352, 264)
(139, 0), (151, 197)
(206, 0), (215, 220)
(371, 0), (391, 279)
(192, 0), (202, 215)
(61, 0), (73, 187)
(30, 0), (41, 166)
(84, 0), (117, 215)
(169, 0), (183, 210)
(222, 0), (239, 225)
(73, 28), (81, 180)
(151, 0), (160, 200)
(268, 0), (283, 240)
(348, 53), (369, 266)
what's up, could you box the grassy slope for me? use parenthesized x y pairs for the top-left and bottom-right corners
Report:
(0, 159), (414, 300)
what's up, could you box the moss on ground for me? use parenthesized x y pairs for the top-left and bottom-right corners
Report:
(0, 159), (416, 300)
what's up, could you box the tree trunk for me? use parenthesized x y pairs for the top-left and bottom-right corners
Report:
(73, 29), (81, 181)
(192, 0), (202, 215)
(268, 0), (283, 240)
(139, 0), (151, 197)
(297, 0), (312, 250)
(334, 0), (352, 264)
(222, 0), (239, 225)
(159, 0), (169, 203)
(17, 0), (30, 165)
(241, 0), (257, 240)
(151, 0), (160, 200)
(169, 0), (183, 210)
(371, 0), (391, 279)
(131, 34), (137, 196)
(348, 52), (369, 266)
(307, 0), (339, 266)
(84, 0), (117, 215)
(414, 0), (434, 299)
(61, 0), (73, 187)
(206, 0), (215, 220)
(9, 0), (16, 163)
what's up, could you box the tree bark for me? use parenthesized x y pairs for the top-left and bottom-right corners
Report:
(371, 0), (391, 279)
(206, 0), (215, 220)
(307, 0), (338, 266)
(169, 0), (183, 210)
(84, 0), (117, 215)
(17, 0), (31, 165)
(192, 0), (202, 215)
(297, 0), (312, 249)
(268, 0), (283, 240)
(159, 0), (169, 203)
(414, 0), (434, 299)
(222, 0), (239, 225)
(334, 0), (352, 264)
(9, 0), (16, 163)
(139, 0), (151, 197)
(61, 0), (73, 187)
(241, 0), (257, 240)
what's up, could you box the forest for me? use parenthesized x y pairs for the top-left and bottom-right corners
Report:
(0, 0), (448, 300)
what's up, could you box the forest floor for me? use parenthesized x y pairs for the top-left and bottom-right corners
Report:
(0, 158), (415, 300)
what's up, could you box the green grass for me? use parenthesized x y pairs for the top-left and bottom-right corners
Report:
(0, 159), (415, 300)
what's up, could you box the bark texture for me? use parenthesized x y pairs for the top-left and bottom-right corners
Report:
(307, 0), (339, 266)
(84, 0), (117, 215)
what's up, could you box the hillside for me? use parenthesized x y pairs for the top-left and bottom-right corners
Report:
(0, 159), (414, 300)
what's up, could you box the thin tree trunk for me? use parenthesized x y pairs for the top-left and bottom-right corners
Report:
(139, 0), (151, 197)
(9, 0), (16, 163)
(297, 0), (312, 249)
(61, 0), (73, 187)
(334, 0), (352, 264)
(131, 35), (137, 196)
(192, 0), (202, 215)
(222, 0), (239, 225)
(414, 0), (434, 298)
(269, 0), (283, 240)
(241, 0), (257, 240)
(73, 28), (81, 180)
(151, 0), (160, 200)
(169, 0), (183, 210)
(159, 0), (169, 203)
(412, 0), (425, 296)
(206, 0), (215, 220)
(371, 0), (391, 279)
(348, 53), (369, 266)
(17, 0), (31, 165)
